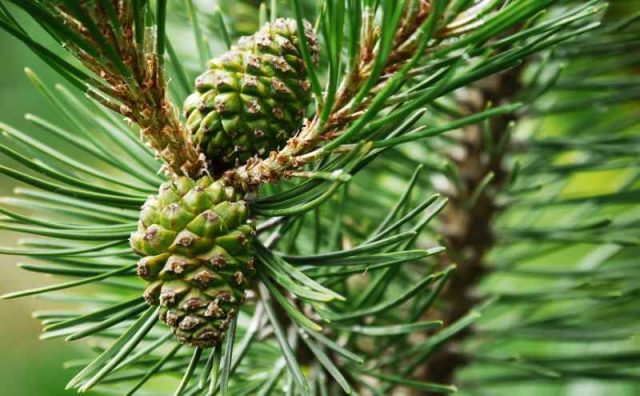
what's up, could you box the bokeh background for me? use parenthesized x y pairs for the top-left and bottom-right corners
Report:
(0, 10), (92, 396)
(0, 1), (638, 395)
(0, 15), (86, 395)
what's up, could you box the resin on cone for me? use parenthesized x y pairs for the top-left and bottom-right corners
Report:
(131, 176), (255, 348)
(184, 18), (319, 174)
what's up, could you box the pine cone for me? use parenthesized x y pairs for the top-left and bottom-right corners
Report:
(130, 176), (255, 348)
(184, 18), (319, 174)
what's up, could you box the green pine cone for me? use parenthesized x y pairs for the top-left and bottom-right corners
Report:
(184, 18), (319, 174)
(130, 176), (255, 348)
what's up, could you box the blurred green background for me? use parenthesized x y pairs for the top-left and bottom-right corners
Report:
(0, 22), (86, 396)
(0, 1), (638, 395)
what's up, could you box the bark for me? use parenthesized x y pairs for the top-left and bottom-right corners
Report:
(423, 65), (523, 389)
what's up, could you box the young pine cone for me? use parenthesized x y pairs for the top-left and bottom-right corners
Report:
(184, 18), (319, 174)
(130, 176), (255, 348)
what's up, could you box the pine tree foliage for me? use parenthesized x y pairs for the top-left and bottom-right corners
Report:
(0, 0), (637, 395)
(416, 6), (640, 393)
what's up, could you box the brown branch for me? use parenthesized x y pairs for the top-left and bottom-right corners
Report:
(422, 65), (524, 390)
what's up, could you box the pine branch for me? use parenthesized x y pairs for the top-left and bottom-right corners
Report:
(3, 1), (205, 177)
(1, 1), (636, 395)
(222, 1), (442, 189)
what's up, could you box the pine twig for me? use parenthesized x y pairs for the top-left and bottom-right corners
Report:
(7, 1), (205, 177)
(223, 1), (435, 190)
